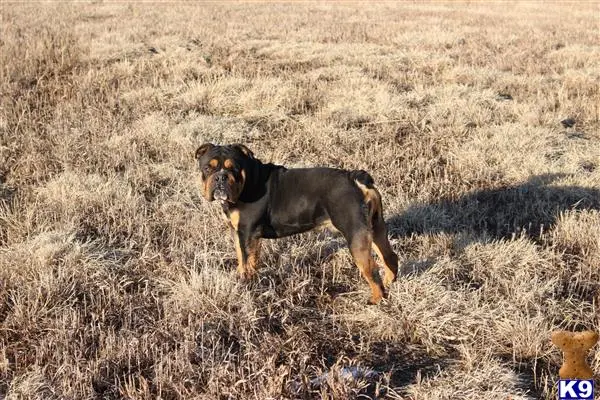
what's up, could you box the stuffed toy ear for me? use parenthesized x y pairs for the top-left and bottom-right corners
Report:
(195, 143), (214, 160)
(233, 143), (254, 159)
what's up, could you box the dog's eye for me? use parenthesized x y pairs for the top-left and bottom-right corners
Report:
(202, 165), (212, 174)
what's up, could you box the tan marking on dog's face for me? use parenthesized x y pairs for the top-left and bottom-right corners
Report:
(224, 159), (234, 169)
(227, 173), (236, 186)
(229, 209), (240, 231)
(209, 159), (219, 168)
(198, 174), (217, 201)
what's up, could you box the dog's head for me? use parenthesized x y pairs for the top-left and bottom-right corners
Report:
(194, 143), (254, 204)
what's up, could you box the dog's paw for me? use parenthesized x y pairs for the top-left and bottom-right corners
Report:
(237, 268), (257, 282)
(367, 293), (383, 305)
(382, 272), (397, 288)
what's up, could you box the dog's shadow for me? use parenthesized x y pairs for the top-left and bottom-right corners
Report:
(382, 173), (600, 279)
(388, 172), (599, 243)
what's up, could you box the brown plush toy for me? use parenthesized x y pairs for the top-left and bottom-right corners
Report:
(551, 330), (598, 379)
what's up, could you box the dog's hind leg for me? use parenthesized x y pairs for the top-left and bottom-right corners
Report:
(348, 229), (386, 305)
(329, 188), (386, 304)
(372, 213), (398, 288)
(355, 181), (399, 288)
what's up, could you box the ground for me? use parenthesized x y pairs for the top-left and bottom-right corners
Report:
(1, 2), (599, 399)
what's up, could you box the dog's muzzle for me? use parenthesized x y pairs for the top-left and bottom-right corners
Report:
(213, 173), (229, 203)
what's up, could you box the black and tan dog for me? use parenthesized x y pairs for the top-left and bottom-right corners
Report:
(195, 143), (398, 304)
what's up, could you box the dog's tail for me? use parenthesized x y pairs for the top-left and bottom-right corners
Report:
(350, 170), (382, 225)
(349, 170), (375, 188)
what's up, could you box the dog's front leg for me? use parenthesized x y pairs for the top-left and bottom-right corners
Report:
(233, 229), (261, 281)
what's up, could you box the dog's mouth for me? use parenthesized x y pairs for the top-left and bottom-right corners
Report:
(213, 188), (230, 204)
(213, 189), (227, 201)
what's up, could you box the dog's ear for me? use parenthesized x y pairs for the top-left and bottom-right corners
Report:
(233, 143), (254, 159)
(195, 143), (214, 160)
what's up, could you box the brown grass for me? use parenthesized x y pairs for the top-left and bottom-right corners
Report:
(1, 2), (599, 399)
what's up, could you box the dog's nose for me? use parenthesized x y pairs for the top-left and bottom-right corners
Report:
(215, 174), (227, 184)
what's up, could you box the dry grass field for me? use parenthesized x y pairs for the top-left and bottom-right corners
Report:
(1, 1), (600, 399)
